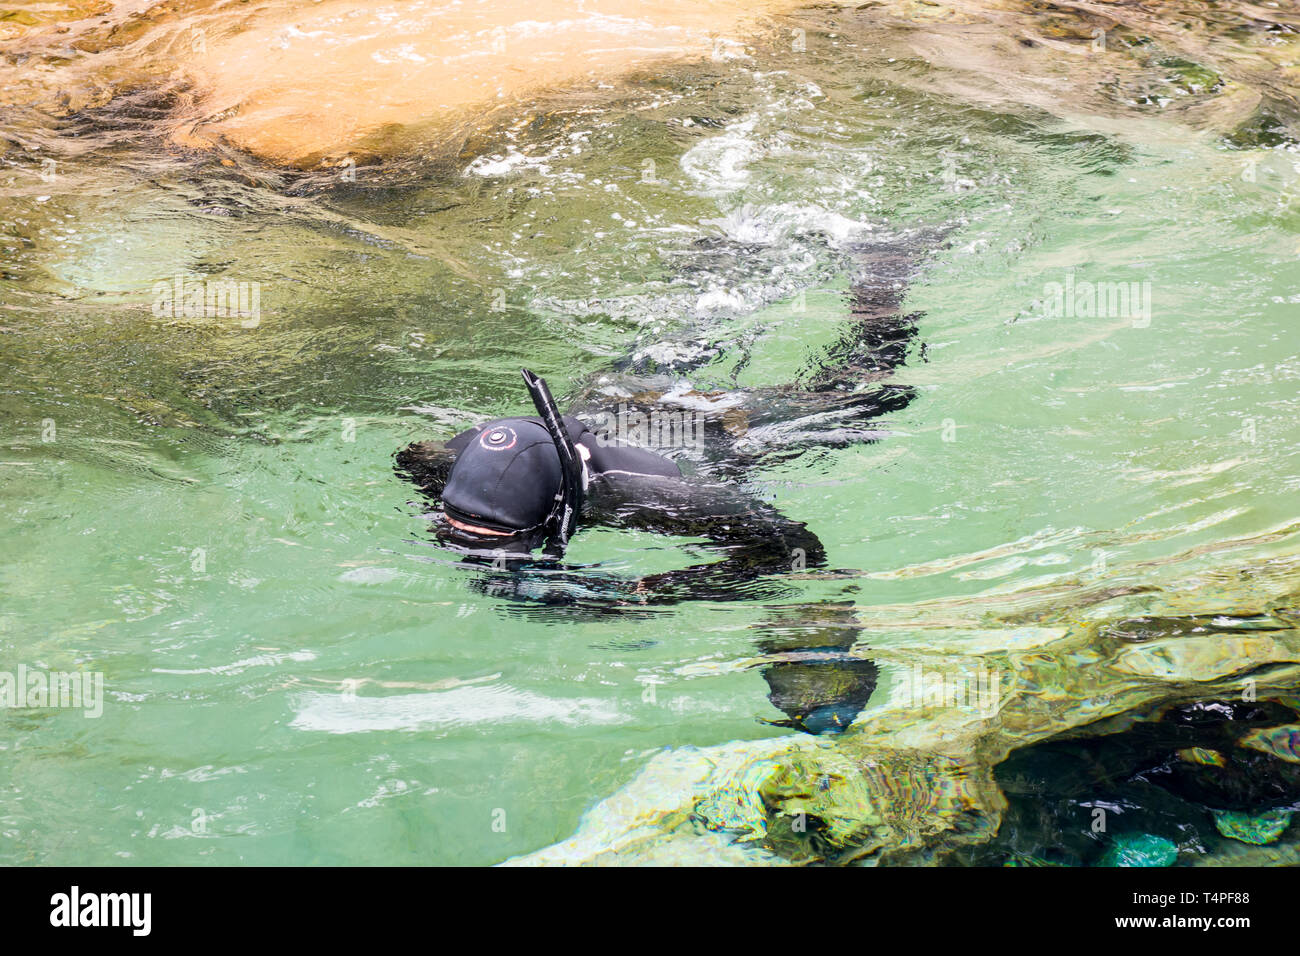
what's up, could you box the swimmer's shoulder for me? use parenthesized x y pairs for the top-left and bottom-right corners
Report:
(579, 436), (682, 480)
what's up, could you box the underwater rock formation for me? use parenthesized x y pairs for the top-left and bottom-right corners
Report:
(509, 561), (1300, 865)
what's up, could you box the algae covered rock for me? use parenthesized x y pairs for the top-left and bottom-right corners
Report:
(1213, 809), (1293, 846)
(1003, 856), (1067, 867)
(1237, 724), (1300, 764)
(1224, 110), (1299, 150)
(514, 587), (1300, 866)
(1099, 833), (1179, 868)
(1176, 747), (1227, 767)
(759, 745), (1000, 864)
(1158, 57), (1223, 96)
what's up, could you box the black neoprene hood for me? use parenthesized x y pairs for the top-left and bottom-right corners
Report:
(440, 418), (563, 533)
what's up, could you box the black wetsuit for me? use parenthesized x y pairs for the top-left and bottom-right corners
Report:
(396, 230), (947, 732)
(398, 412), (825, 603)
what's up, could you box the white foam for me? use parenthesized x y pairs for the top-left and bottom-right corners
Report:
(702, 202), (875, 248)
(679, 115), (761, 194)
(465, 149), (551, 178)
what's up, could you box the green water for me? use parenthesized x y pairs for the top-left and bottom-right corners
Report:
(3, 18), (1300, 865)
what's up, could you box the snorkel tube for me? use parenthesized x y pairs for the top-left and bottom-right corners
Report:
(520, 368), (584, 558)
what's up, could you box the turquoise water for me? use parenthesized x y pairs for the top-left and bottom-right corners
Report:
(3, 10), (1300, 865)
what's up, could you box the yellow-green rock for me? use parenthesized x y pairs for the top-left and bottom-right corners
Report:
(1177, 747), (1227, 767)
(1237, 725), (1300, 764)
(1213, 809), (1293, 846)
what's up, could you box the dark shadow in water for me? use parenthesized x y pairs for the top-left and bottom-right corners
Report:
(957, 698), (1300, 867)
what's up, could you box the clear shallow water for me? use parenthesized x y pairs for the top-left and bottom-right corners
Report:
(2, 2), (1300, 865)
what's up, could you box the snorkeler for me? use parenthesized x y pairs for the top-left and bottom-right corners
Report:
(396, 371), (828, 602)
(396, 229), (947, 733)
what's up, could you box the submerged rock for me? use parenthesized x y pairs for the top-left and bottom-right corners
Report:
(1158, 57), (1223, 96)
(514, 582), (1300, 865)
(1157, 742), (1300, 812)
(502, 739), (794, 866)
(1003, 855), (1067, 867)
(1213, 809), (1293, 846)
(1237, 724), (1300, 764)
(1224, 110), (1299, 150)
(1176, 747), (1226, 767)
(1099, 833), (1179, 868)
(759, 746), (999, 865)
